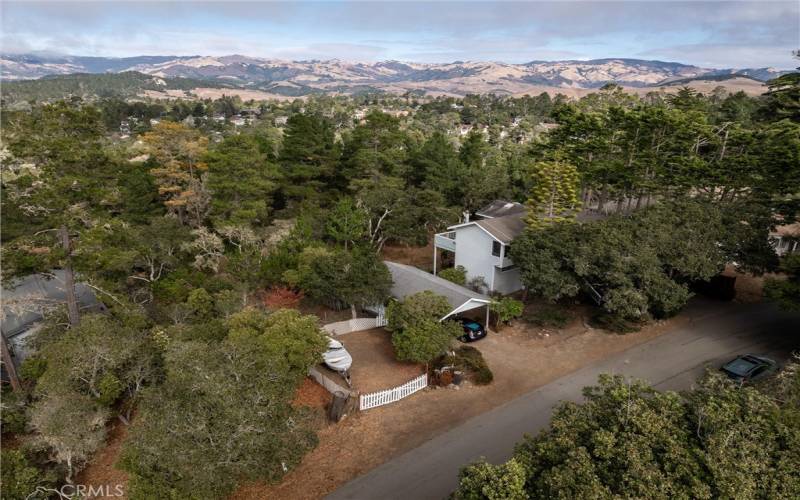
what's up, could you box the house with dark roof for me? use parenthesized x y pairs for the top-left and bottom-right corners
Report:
(433, 200), (603, 294)
(434, 201), (527, 294)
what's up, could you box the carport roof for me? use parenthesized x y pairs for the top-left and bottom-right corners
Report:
(384, 261), (490, 318)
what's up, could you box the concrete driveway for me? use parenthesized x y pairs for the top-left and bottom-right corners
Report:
(328, 300), (800, 500)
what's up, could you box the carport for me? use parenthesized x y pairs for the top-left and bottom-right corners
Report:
(383, 261), (492, 325)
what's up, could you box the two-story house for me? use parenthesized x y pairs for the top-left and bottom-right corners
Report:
(433, 200), (527, 294)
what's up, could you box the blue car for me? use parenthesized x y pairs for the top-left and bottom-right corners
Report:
(458, 318), (486, 342)
(721, 354), (777, 383)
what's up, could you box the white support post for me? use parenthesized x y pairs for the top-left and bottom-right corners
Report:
(433, 245), (437, 275)
(485, 304), (490, 330)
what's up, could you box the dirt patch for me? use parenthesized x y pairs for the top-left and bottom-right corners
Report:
(75, 419), (130, 499)
(293, 377), (332, 409)
(298, 299), (352, 324)
(334, 329), (423, 393)
(382, 242), (435, 271)
(721, 265), (777, 304)
(233, 309), (691, 500)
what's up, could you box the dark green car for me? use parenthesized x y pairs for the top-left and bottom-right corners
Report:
(720, 354), (777, 383)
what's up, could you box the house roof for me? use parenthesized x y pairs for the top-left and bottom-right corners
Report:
(450, 209), (608, 245)
(475, 213), (527, 244)
(475, 200), (526, 219)
(384, 261), (490, 318)
(1, 270), (102, 339)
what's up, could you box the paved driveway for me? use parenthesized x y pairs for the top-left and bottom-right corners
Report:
(328, 301), (800, 500)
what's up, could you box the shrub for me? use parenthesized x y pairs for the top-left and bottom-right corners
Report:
(525, 306), (571, 329)
(1, 389), (29, 435)
(20, 356), (47, 382)
(439, 265), (467, 286)
(434, 346), (494, 385)
(1, 449), (44, 500)
(262, 286), (304, 310)
(490, 298), (524, 324)
(589, 312), (640, 334)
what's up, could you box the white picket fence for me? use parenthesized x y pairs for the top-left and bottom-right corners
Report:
(359, 373), (428, 411)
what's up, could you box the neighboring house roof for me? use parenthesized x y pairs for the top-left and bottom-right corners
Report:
(1, 270), (102, 340)
(772, 222), (800, 237)
(475, 200), (526, 219)
(384, 261), (490, 319)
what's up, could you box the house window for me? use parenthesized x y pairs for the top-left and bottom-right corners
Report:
(492, 241), (501, 257)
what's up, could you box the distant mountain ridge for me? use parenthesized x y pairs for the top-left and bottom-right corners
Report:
(1, 53), (790, 96)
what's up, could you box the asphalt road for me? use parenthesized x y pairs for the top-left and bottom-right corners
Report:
(328, 300), (800, 500)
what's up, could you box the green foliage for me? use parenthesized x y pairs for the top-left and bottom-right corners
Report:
(457, 372), (800, 499)
(386, 291), (462, 363)
(1, 389), (30, 435)
(325, 197), (367, 248)
(1, 449), (45, 500)
(589, 312), (640, 334)
(525, 159), (580, 229)
(455, 458), (528, 500)
(186, 288), (215, 320)
(120, 308), (326, 499)
(513, 199), (735, 320)
(278, 113), (339, 203)
(392, 318), (462, 364)
(524, 306), (571, 329)
(19, 356), (47, 383)
(490, 297), (524, 324)
(438, 345), (494, 385)
(206, 133), (280, 226)
(386, 290), (452, 332)
(439, 265), (467, 286)
(226, 308), (328, 381)
(285, 245), (392, 312)
(765, 253), (800, 311)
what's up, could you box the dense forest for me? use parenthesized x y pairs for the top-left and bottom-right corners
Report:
(1, 71), (799, 498)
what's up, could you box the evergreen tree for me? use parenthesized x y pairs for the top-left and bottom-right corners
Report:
(525, 159), (580, 229)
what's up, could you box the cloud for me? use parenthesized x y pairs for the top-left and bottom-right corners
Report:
(1, 1), (797, 68)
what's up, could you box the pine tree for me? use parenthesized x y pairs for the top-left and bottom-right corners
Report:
(525, 159), (580, 229)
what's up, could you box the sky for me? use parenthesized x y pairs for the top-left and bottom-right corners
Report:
(2, 1), (798, 69)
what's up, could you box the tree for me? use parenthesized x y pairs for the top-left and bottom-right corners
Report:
(278, 113), (339, 203)
(285, 246), (392, 317)
(206, 133), (280, 226)
(765, 253), (800, 311)
(120, 308), (326, 499)
(391, 318), (462, 364)
(455, 459), (528, 500)
(386, 291), (462, 363)
(325, 197), (367, 249)
(1, 449), (46, 500)
(456, 372), (800, 499)
(29, 389), (109, 484)
(2, 101), (120, 325)
(525, 159), (580, 229)
(142, 121), (209, 226)
(342, 111), (407, 180)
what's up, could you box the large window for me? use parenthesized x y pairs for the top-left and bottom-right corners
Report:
(492, 241), (501, 257)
